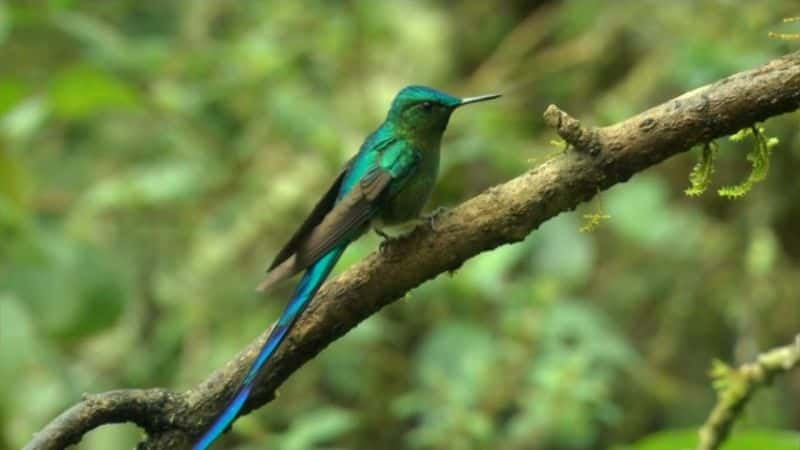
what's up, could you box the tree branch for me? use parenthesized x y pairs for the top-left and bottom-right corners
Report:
(696, 335), (800, 450)
(24, 389), (188, 450)
(25, 51), (800, 450)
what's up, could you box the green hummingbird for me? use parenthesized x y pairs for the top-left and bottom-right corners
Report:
(193, 86), (500, 450)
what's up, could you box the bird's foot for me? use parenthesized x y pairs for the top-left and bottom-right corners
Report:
(375, 227), (411, 259)
(374, 227), (390, 240)
(375, 227), (400, 257)
(422, 206), (449, 231)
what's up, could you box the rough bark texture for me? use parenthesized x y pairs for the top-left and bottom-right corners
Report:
(25, 51), (800, 450)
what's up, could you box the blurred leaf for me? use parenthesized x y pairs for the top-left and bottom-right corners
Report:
(0, 3), (9, 45)
(0, 77), (28, 116)
(605, 175), (702, 254)
(746, 226), (777, 277)
(277, 407), (358, 450)
(78, 162), (205, 211)
(530, 213), (595, 286)
(1, 96), (47, 141)
(75, 423), (140, 450)
(6, 369), (71, 447)
(152, 79), (206, 115)
(0, 295), (41, 388)
(0, 296), (69, 447)
(49, 64), (138, 120)
(395, 322), (496, 449)
(2, 236), (126, 341)
(415, 322), (496, 406)
(0, 143), (32, 207)
(509, 301), (636, 447)
(538, 302), (635, 364)
(605, 175), (671, 246)
(51, 11), (166, 71)
(0, 196), (30, 256)
(616, 428), (800, 450)
(0, 143), (34, 260)
(459, 241), (526, 297)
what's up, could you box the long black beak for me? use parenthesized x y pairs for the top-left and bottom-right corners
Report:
(458, 93), (501, 107)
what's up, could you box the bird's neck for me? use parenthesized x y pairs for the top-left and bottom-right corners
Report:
(388, 121), (443, 153)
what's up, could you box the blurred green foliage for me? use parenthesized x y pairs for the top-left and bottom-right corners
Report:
(1, 1), (799, 449)
(616, 428), (800, 450)
(614, 428), (800, 450)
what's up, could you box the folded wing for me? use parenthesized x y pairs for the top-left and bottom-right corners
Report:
(257, 167), (394, 292)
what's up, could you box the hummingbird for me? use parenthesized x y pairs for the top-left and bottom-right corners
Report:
(193, 86), (500, 450)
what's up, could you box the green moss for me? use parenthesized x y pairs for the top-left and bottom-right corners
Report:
(579, 211), (611, 233)
(718, 126), (778, 199)
(685, 141), (718, 197)
(684, 125), (779, 199)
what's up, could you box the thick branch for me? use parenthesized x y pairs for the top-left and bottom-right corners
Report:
(25, 51), (800, 450)
(697, 336), (800, 450)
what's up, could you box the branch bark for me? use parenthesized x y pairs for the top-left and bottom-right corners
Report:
(25, 51), (800, 450)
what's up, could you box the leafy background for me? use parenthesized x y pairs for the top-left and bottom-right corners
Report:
(1, 1), (799, 449)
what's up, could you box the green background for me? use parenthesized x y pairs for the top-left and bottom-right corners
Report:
(1, 1), (799, 449)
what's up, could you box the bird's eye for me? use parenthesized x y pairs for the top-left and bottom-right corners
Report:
(420, 101), (433, 111)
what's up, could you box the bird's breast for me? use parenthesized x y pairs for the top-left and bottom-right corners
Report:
(378, 147), (440, 225)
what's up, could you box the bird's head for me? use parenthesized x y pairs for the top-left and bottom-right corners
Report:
(387, 85), (500, 140)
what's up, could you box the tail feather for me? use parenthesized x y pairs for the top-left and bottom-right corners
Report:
(192, 246), (347, 450)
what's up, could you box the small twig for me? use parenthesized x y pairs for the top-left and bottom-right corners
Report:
(542, 104), (602, 155)
(696, 335), (800, 450)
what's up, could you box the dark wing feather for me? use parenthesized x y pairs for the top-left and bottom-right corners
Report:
(293, 168), (392, 267)
(257, 168), (393, 292)
(267, 160), (352, 272)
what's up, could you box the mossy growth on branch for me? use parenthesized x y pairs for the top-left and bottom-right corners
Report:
(717, 126), (779, 199)
(685, 125), (778, 199)
(769, 17), (800, 40)
(685, 141), (719, 197)
(579, 211), (611, 233)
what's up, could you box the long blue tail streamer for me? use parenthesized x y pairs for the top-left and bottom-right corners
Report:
(192, 247), (346, 450)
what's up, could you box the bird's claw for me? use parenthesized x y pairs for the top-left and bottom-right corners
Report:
(379, 235), (406, 259)
(375, 227), (401, 258)
(374, 227), (390, 240)
(378, 237), (393, 256)
(422, 206), (449, 231)
(374, 208), (447, 258)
